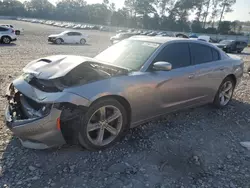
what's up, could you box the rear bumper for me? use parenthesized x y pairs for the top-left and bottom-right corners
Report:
(5, 84), (66, 149)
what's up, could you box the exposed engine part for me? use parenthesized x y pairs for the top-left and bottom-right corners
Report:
(6, 84), (51, 121)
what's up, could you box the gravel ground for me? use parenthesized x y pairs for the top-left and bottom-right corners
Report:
(1, 20), (250, 188)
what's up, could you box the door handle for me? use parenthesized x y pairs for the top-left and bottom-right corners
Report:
(188, 74), (195, 79)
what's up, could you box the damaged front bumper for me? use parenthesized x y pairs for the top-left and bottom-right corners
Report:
(5, 83), (66, 149)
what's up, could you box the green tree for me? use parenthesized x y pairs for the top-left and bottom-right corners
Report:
(218, 0), (236, 27)
(218, 20), (231, 34)
(0, 0), (26, 16)
(24, 0), (55, 18)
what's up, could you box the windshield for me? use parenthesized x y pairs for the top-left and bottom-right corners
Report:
(219, 40), (233, 44)
(94, 39), (160, 70)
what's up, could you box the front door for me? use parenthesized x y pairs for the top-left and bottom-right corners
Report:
(150, 42), (203, 112)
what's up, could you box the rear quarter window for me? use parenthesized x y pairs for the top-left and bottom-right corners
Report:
(212, 48), (221, 61)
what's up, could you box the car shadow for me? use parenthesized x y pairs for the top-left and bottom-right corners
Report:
(0, 43), (17, 47)
(1, 99), (250, 187)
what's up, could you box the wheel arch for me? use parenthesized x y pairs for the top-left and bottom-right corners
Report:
(90, 95), (132, 126)
(57, 38), (64, 42)
(1, 35), (11, 40)
(226, 74), (237, 86)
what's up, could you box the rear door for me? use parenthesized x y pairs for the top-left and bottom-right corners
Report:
(236, 41), (246, 51)
(72, 32), (82, 43)
(0, 26), (9, 35)
(189, 43), (227, 101)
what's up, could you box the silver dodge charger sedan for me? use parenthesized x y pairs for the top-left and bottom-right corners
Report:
(5, 36), (244, 151)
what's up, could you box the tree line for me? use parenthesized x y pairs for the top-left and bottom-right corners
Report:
(0, 0), (247, 34)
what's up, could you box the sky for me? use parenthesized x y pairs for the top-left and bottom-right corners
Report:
(20, 0), (250, 22)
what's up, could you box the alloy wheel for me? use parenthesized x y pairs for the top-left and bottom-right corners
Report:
(80, 39), (86, 45)
(3, 37), (10, 44)
(219, 81), (233, 106)
(56, 38), (62, 44)
(86, 105), (123, 146)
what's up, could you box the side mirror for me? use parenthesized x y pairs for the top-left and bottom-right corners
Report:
(153, 61), (172, 71)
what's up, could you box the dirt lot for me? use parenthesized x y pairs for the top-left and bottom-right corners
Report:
(1, 20), (250, 188)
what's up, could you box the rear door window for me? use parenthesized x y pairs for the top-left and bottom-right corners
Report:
(189, 43), (213, 65)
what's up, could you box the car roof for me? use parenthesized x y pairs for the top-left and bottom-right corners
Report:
(130, 36), (189, 44)
(129, 36), (224, 50)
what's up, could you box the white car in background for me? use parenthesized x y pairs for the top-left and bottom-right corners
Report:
(1, 24), (24, 35)
(0, 26), (17, 44)
(48, 31), (87, 45)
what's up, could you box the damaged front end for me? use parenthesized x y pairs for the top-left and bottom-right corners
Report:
(5, 83), (66, 149)
(6, 83), (52, 123)
(4, 55), (128, 149)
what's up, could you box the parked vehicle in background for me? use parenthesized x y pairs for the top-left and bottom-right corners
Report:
(48, 31), (87, 45)
(110, 32), (136, 44)
(0, 26), (17, 44)
(1, 24), (23, 35)
(213, 40), (248, 53)
(5, 37), (243, 151)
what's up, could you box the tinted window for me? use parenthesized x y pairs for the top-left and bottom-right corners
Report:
(72, 32), (81, 36)
(67, 32), (80, 36)
(212, 49), (220, 61)
(189, 43), (213, 65)
(153, 43), (191, 69)
(0, 27), (8, 31)
(66, 32), (73, 36)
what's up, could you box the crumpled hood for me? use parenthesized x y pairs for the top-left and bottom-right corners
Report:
(23, 55), (96, 80)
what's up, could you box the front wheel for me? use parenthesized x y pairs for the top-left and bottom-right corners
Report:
(213, 77), (235, 108)
(78, 98), (128, 151)
(55, 38), (62, 44)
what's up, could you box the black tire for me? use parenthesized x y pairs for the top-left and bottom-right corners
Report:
(213, 77), (235, 108)
(55, 38), (63, 44)
(15, 30), (20, 35)
(1, 36), (11, 44)
(80, 38), (86, 45)
(78, 98), (128, 151)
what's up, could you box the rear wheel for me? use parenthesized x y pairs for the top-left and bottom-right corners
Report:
(80, 38), (86, 45)
(213, 77), (235, 108)
(78, 98), (128, 151)
(1, 36), (11, 44)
